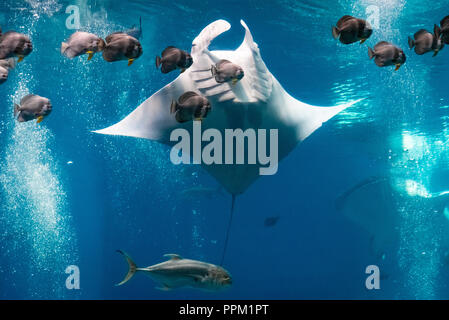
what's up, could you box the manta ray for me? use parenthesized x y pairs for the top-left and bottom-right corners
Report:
(336, 177), (449, 258)
(95, 19), (363, 263)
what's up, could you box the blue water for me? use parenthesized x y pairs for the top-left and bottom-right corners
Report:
(1, 0), (449, 300)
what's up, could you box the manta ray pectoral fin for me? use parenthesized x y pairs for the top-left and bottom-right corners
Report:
(94, 18), (281, 142)
(284, 96), (365, 142)
(94, 20), (235, 141)
(93, 79), (186, 142)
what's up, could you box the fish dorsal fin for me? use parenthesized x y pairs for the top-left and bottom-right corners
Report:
(161, 46), (178, 56)
(105, 32), (127, 43)
(0, 58), (16, 70)
(374, 41), (391, 49)
(20, 94), (37, 104)
(338, 15), (354, 23)
(415, 29), (430, 38)
(191, 19), (231, 56)
(164, 254), (182, 260)
(434, 24), (441, 38)
(178, 91), (198, 104)
(216, 59), (231, 68)
(441, 16), (449, 27)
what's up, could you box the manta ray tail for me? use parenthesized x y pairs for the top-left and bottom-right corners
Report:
(116, 250), (138, 286)
(220, 194), (237, 266)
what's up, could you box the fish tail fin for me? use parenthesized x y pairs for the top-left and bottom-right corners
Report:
(170, 100), (178, 114)
(14, 104), (20, 117)
(332, 26), (340, 39)
(408, 36), (415, 49)
(156, 56), (162, 68)
(60, 42), (68, 54)
(116, 250), (137, 286)
(435, 24), (441, 39)
(368, 47), (375, 59)
(98, 38), (106, 51)
(211, 65), (217, 76)
(5, 58), (16, 70)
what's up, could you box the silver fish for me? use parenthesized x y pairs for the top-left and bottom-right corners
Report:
(0, 65), (8, 84)
(368, 41), (406, 71)
(61, 31), (105, 60)
(14, 94), (52, 123)
(0, 58), (15, 84)
(211, 59), (244, 85)
(156, 46), (193, 74)
(116, 251), (232, 291)
(103, 32), (143, 66)
(170, 91), (211, 123)
(0, 31), (32, 62)
(332, 15), (373, 45)
(408, 27), (444, 57)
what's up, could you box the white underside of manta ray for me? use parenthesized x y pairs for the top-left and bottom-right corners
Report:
(336, 177), (449, 258)
(94, 19), (363, 195)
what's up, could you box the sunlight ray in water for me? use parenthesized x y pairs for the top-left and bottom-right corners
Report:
(333, 0), (443, 299)
(391, 130), (441, 299)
